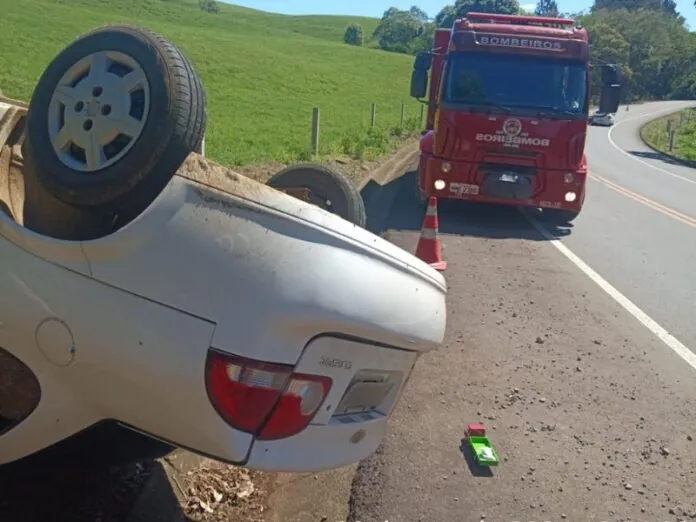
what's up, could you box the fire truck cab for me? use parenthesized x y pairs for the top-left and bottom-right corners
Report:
(410, 13), (622, 223)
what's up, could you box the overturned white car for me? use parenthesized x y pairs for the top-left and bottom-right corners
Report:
(0, 25), (446, 472)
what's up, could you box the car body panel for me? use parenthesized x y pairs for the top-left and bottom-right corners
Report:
(0, 152), (447, 469)
(0, 231), (259, 464)
(82, 157), (447, 363)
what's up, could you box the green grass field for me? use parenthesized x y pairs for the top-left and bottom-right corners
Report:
(640, 108), (696, 163)
(0, 0), (422, 166)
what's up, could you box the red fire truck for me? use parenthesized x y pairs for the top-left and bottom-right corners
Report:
(410, 13), (622, 223)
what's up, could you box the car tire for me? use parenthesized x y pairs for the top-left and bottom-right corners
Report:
(266, 164), (367, 228)
(24, 25), (206, 214)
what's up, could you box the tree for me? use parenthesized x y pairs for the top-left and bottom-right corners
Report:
(535, 0), (559, 16)
(434, 5), (458, 27)
(409, 5), (430, 22)
(579, 7), (695, 100)
(411, 22), (436, 53)
(381, 7), (401, 20)
(371, 7), (429, 54)
(198, 0), (219, 14)
(435, 0), (521, 28)
(591, 0), (682, 21)
(344, 24), (365, 46)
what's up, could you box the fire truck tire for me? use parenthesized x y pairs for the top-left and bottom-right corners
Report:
(24, 24), (206, 211)
(266, 164), (367, 228)
(543, 209), (580, 224)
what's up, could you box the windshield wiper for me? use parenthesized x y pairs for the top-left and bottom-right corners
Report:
(533, 106), (582, 119)
(475, 100), (512, 114)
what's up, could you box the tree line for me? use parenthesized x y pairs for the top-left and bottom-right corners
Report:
(343, 0), (696, 101)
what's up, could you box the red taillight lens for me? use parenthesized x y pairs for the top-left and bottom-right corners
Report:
(205, 351), (332, 441)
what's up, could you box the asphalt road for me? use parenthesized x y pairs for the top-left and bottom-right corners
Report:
(347, 102), (696, 522)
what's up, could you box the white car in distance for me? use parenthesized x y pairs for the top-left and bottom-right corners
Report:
(589, 111), (615, 127)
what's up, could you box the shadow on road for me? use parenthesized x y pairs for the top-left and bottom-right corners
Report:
(628, 149), (696, 169)
(0, 459), (193, 522)
(362, 170), (573, 240)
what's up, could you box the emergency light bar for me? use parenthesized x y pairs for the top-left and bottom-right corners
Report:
(464, 12), (576, 27)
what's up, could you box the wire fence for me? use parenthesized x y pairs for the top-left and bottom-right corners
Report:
(659, 108), (696, 152)
(205, 100), (425, 167)
(308, 102), (426, 156)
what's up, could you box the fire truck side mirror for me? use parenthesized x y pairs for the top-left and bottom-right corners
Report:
(600, 64), (621, 88)
(599, 86), (621, 114)
(598, 64), (622, 114)
(410, 68), (428, 99)
(410, 53), (431, 99)
(414, 52), (432, 71)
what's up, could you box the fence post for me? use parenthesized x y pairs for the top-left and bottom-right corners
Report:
(400, 103), (405, 128)
(666, 120), (671, 134)
(199, 135), (206, 157)
(420, 104), (425, 125)
(310, 107), (320, 156)
(370, 103), (376, 128)
(668, 129), (675, 152)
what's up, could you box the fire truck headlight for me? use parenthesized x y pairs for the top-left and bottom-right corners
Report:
(434, 179), (446, 191)
(564, 172), (575, 184)
(565, 191), (577, 202)
(441, 162), (452, 173)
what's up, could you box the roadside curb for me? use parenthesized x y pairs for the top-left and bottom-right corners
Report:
(357, 141), (419, 190)
(360, 142), (420, 234)
(638, 109), (696, 169)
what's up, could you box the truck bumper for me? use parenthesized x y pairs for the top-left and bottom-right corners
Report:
(418, 153), (585, 213)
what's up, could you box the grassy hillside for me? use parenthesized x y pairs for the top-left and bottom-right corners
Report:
(0, 0), (420, 166)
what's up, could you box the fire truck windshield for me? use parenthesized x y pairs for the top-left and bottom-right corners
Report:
(442, 52), (588, 117)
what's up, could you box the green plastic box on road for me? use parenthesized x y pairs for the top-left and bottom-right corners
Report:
(468, 435), (499, 466)
(465, 423), (499, 467)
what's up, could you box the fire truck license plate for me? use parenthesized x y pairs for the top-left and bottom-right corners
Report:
(499, 173), (519, 183)
(450, 182), (480, 196)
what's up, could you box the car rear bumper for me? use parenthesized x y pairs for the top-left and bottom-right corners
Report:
(419, 153), (585, 212)
(225, 335), (419, 472)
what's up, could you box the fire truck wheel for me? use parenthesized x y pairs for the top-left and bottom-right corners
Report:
(543, 208), (580, 224)
(266, 164), (367, 228)
(24, 24), (206, 209)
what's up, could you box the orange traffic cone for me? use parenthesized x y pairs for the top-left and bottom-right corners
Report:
(415, 197), (447, 271)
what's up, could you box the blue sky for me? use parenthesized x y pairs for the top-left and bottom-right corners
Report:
(230, 0), (696, 29)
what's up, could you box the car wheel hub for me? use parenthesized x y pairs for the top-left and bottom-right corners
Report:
(47, 50), (151, 173)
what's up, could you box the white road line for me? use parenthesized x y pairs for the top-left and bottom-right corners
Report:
(527, 215), (696, 371)
(607, 105), (696, 186)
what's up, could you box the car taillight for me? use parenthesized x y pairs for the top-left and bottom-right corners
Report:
(205, 350), (332, 441)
